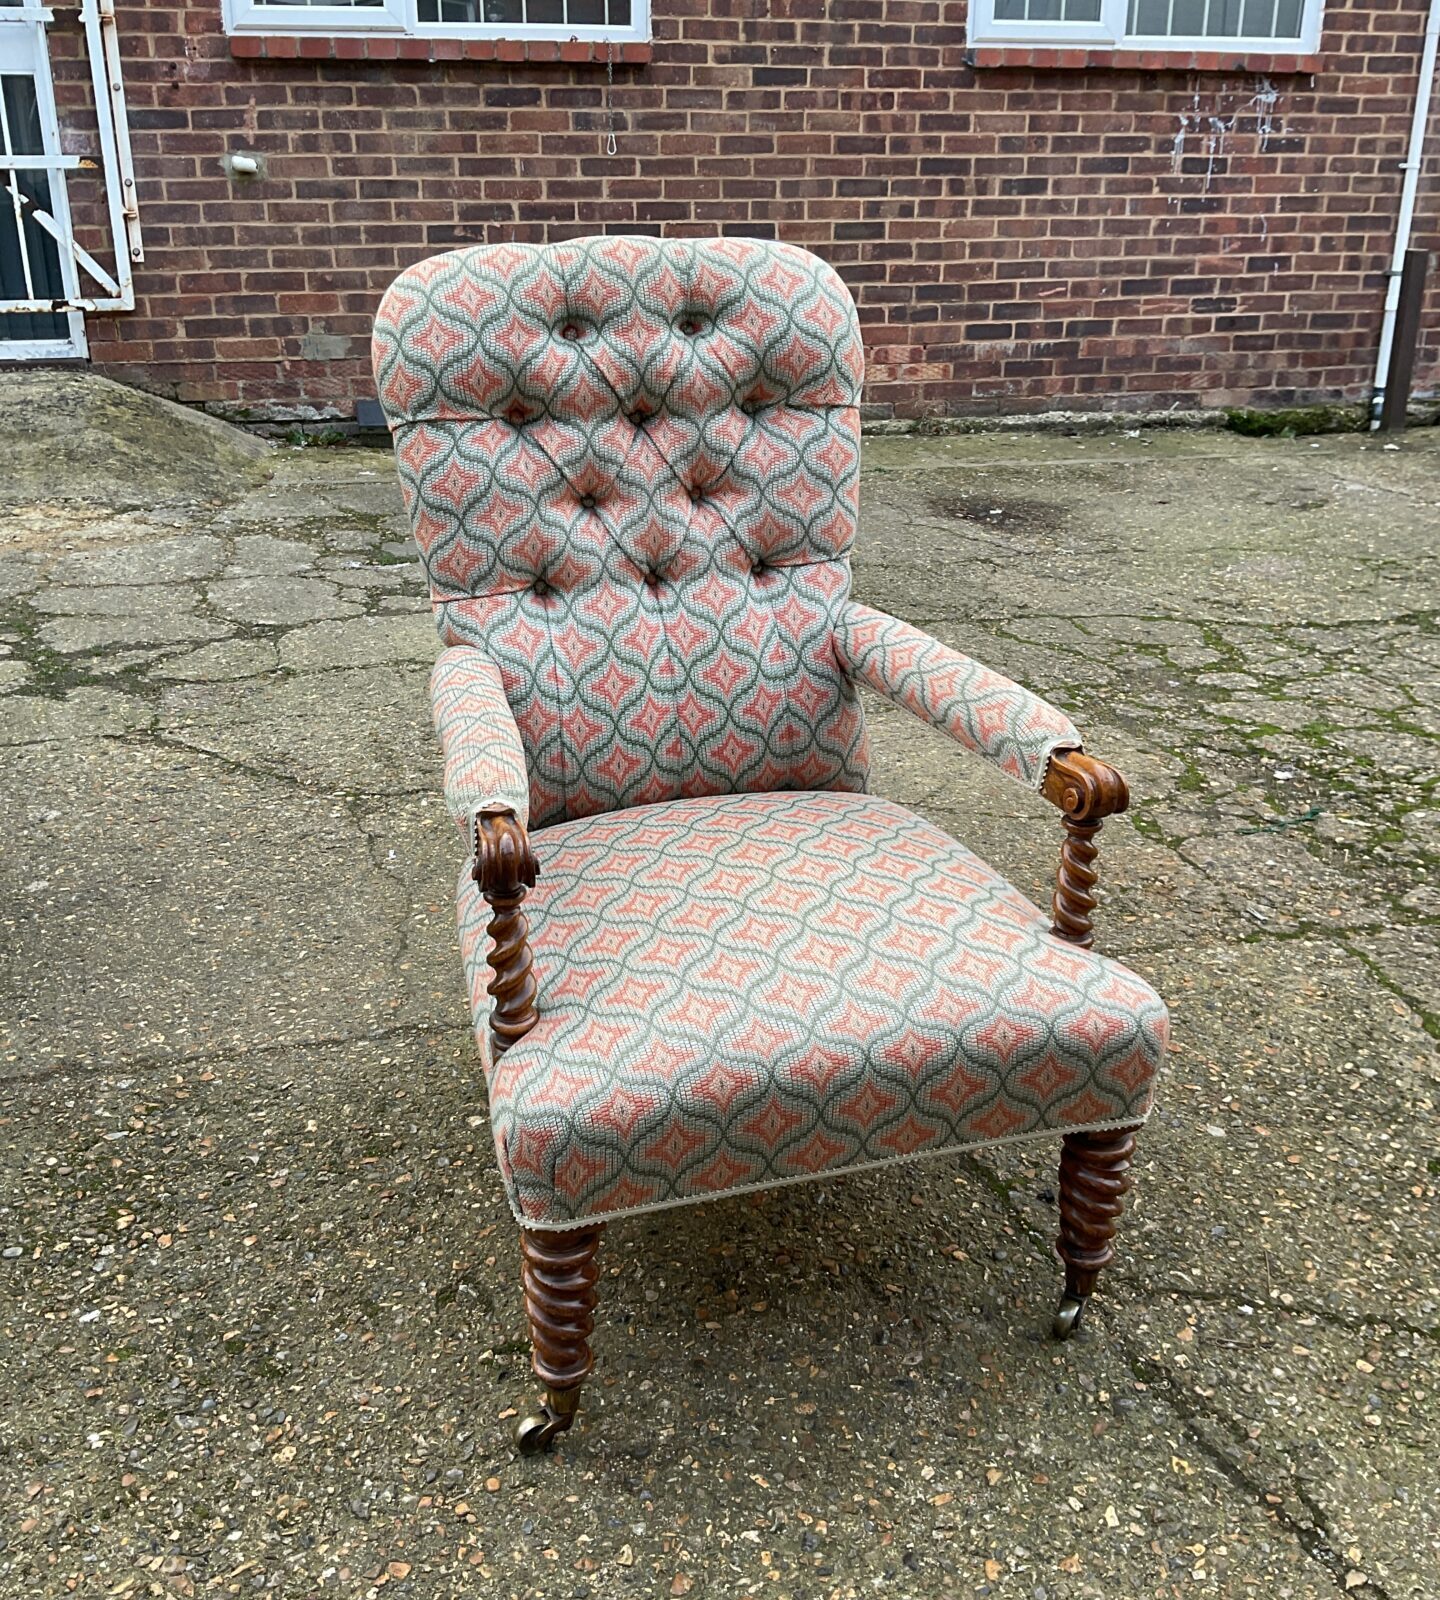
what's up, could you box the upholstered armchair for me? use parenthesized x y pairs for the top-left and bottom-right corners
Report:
(373, 237), (1168, 1453)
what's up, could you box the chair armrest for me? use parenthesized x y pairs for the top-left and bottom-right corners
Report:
(473, 806), (540, 1057)
(431, 646), (531, 837)
(1039, 750), (1130, 950)
(1040, 749), (1129, 822)
(432, 647), (538, 1057)
(834, 600), (1082, 791)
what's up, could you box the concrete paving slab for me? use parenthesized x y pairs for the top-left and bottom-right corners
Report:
(0, 418), (1435, 1599)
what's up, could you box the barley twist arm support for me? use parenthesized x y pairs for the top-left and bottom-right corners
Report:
(473, 806), (540, 1058)
(1040, 750), (1129, 950)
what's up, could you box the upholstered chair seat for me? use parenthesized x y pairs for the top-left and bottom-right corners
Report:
(374, 235), (1168, 1452)
(458, 789), (1164, 1229)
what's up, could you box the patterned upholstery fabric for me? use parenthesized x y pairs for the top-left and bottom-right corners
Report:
(836, 602), (1081, 792)
(374, 235), (870, 831)
(456, 791), (1168, 1228)
(431, 647), (530, 832)
(373, 237), (1168, 1231)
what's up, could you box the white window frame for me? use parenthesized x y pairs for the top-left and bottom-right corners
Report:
(3, 1), (145, 360)
(967, 0), (1324, 54)
(223, 0), (650, 43)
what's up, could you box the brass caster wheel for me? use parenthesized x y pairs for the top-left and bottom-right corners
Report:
(514, 1408), (562, 1454)
(1052, 1294), (1086, 1341)
(513, 1388), (580, 1454)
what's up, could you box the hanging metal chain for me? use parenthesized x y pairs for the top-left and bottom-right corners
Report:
(605, 42), (617, 156)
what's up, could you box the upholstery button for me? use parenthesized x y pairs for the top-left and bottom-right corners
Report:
(560, 322), (582, 341)
(533, 578), (550, 597)
(751, 560), (766, 577)
(628, 409), (650, 428)
(645, 570), (662, 588)
(678, 318), (701, 336)
(688, 485), (704, 503)
(579, 494), (596, 509)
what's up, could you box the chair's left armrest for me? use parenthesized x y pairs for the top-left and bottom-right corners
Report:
(431, 646), (531, 838)
(834, 600), (1082, 791)
(431, 647), (539, 1056)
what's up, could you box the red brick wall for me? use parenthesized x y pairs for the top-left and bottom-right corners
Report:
(39, 1), (1440, 421)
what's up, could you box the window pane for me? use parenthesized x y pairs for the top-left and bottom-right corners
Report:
(1241, 0), (1276, 32)
(2, 74), (46, 158)
(1129, 0), (1303, 35)
(996, 0), (1102, 16)
(247, 0), (640, 31)
(0, 170), (70, 344)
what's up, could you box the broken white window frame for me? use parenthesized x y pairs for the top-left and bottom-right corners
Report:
(222, 0), (651, 46)
(0, 0), (144, 358)
(967, 0), (1325, 53)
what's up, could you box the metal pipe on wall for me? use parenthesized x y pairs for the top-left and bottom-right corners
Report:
(1370, 0), (1440, 427)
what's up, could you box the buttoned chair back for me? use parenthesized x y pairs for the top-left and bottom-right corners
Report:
(373, 235), (872, 830)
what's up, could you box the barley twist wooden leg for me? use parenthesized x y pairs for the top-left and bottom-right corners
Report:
(514, 1223), (604, 1453)
(1053, 1126), (1139, 1340)
(1051, 812), (1102, 948)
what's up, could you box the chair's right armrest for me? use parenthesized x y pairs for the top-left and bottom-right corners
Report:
(431, 646), (531, 842)
(432, 648), (539, 1057)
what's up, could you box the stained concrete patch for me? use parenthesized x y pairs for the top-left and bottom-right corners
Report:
(159, 664), (437, 795)
(0, 1042), (1353, 1599)
(226, 533), (320, 574)
(44, 534), (226, 586)
(276, 612), (438, 671)
(36, 613), (232, 653)
(150, 638), (281, 681)
(29, 582), (202, 617)
(207, 575), (360, 625)
(0, 370), (270, 508)
(0, 558), (44, 601)
(0, 685), (151, 745)
(0, 740), (412, 1074)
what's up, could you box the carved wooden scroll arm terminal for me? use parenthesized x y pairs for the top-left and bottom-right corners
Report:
(473, 805), (540, 1058)
(1040, 748), (1129, 952)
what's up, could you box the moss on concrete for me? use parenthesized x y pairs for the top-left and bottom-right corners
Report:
(1224, 404), (1369, 438)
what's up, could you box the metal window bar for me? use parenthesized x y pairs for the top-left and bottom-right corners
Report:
(1, 61), (84, 343)
(0, 1), (142, 325)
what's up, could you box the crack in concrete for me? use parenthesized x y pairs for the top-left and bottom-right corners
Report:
(968, 1155), (1411, 1598)
(0, 1019), (473, 1088)
(1127, 1347), (1398, 1600)
(1131, 1282), (1439, 1341)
